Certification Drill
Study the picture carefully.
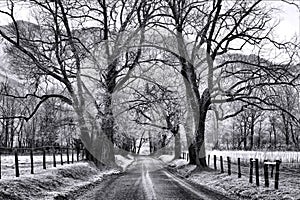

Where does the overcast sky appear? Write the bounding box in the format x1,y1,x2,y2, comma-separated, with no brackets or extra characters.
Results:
0,1,299,37
270,1,300,40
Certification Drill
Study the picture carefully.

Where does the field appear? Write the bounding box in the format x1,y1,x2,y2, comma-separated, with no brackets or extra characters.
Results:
0,153,82,179
207,150,300,164
204,150,300,198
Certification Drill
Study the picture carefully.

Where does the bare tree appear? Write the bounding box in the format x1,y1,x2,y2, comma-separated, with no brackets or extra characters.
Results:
149,0,300,166
0,0,154,166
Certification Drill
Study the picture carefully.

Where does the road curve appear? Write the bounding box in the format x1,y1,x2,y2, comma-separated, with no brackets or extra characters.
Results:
75,156,231,200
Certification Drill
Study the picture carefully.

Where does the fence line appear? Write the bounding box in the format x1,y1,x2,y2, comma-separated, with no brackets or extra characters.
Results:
0,146,85,178
208,150,300,164
207,154,285,189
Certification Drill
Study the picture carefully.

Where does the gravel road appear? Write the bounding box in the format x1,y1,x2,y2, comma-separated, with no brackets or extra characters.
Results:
75,156,232,200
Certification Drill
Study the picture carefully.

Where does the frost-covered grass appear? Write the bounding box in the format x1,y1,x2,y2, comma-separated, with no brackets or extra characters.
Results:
0,162,119,200
158,155,174,163
158,154,197,177
115,154,135,171
158,151,300,199
187,170,300,200
168,159,189,168
0,154,134,199
0,154,81,178
158,154,188,167
204,150,300,199
166,152,300,200
208,150,300,164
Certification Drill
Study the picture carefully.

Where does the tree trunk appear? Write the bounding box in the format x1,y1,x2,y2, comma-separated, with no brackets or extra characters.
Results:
243,122,247,150
281,113,289,147
4,119,9,147
174,130,181,159
10,119,15,148
132,138,136,153
273,125,277,148
269,130,272,148
257,120,262,149
249,116,255,150
149,131,153,154
161,134,167,148
289,122,298,149
99,93,116,165
183,102,194,154
137,132,145,154
189,89,210,167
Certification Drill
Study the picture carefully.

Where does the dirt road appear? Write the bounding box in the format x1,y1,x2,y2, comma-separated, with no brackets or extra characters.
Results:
75,156,232,200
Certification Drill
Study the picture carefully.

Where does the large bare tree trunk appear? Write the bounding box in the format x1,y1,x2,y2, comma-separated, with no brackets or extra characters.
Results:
196,89,211,167
187,89,210,167
101,93,116,165
174,129,181,159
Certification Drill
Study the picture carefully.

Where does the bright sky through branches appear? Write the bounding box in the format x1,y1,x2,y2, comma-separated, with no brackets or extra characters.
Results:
0,0,299,60
0,1,298,40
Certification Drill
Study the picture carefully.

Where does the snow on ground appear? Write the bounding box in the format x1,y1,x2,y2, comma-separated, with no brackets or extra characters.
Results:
158,155,197,177
0,154,134,200
208,150,300,163
168,159,189,168
0,161,119,200
0,154,80,179
162,154,300,199
158,155,174,163
115,154,135,171
158,154,188,168
187,170,300,200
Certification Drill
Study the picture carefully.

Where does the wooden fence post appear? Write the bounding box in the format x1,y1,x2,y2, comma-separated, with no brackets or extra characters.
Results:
72,148,74,164
255,158,259,186
15,149,19,177
30,149,34,174
214,155,217,170
249,158,253,183
264,160,269,187
53,148,56,167
43,148,46,169
275,160,280,189
60,148,63,165
67,148,70,164
220,156,224,173
77,148,79,161
227,156,231,175
238,158,241,178
208,155,210,167
270,165,274,178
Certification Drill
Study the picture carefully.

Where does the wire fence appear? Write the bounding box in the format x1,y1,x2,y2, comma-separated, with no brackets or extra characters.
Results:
0,146,85,179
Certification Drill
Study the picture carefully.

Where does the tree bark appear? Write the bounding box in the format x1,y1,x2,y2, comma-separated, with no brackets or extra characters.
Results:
249,114,255,150
137,132,145,154
149,131,153,154
187,89,211,167
174,129,181,159
281,113,290,147
100,93,116,165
